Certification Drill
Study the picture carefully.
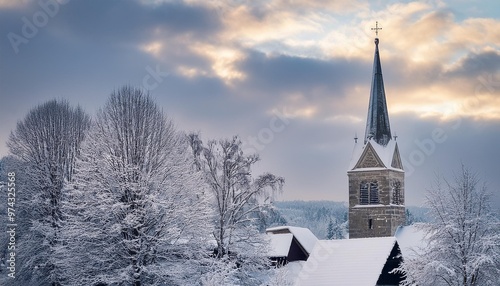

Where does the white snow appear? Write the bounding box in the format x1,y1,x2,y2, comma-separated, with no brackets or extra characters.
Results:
395,225,428,259
352,204,385,208
267,261,306,285
266,226,318,255
348,139,403,172
268,233,293,257
295,237,397,286
285,261,306,282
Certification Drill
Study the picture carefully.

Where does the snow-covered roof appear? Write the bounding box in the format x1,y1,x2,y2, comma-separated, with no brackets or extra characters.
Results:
395,225,428,259
266,226,318,254
348,139,403,172
295,237,397,286
268,233,293,257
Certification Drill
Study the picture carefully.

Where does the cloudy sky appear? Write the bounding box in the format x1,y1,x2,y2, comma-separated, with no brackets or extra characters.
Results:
1,0,499,207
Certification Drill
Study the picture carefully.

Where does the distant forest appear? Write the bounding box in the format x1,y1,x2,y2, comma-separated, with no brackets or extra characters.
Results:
266,201,430,239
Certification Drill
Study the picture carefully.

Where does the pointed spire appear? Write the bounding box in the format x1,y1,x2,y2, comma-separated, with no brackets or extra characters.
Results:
364,37,392,146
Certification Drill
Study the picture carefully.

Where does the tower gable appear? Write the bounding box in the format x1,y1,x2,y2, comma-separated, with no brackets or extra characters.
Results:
390,143,403,170
354,142,386,169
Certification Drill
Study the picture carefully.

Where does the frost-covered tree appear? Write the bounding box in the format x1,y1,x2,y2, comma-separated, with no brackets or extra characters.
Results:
399,166,500,286
274,201,348,239
189,134,284,284
326,217,345,240
5,99,90,285
405,209,415,226
58,86,213,285
256,204,288,232
266,265,295,286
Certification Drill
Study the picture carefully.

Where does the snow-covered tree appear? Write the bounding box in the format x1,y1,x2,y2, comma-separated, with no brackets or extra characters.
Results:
405,209,415,225
266,265,295,286
5,99,90,285
398,165,500,286
189,134,284,284
274,201,348,239
256,204,287,232
58,86,213,285
326,217,345,240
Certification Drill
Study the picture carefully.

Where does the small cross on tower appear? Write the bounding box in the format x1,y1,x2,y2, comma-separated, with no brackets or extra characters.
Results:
371,21,382,37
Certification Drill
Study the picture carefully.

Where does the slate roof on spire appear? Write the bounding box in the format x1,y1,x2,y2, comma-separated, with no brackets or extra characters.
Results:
364,37,392,146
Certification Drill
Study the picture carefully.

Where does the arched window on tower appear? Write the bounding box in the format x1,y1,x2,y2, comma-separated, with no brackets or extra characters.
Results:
360,182,369,204
359,181,379,205
369,182,379,204
391,180,402,205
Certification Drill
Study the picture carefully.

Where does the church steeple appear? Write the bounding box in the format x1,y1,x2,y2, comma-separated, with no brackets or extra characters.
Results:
364,37,392,146
347,25,405,239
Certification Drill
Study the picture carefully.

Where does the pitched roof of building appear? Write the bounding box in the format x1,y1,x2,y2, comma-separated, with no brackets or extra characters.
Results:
364,38,392,147
268,233,294,257
266,226,318,255
395,224,429,259
296,236,398,286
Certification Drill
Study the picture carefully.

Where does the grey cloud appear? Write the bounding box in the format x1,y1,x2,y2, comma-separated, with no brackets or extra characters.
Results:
445,50,500,78
0,0,222,55
239,50,369,96
391,115,500,208
0,0,499,210
53,0,221,42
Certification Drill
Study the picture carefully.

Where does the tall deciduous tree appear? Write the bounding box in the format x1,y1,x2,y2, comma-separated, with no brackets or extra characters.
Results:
189,134,284,284
6,99,90,285
399,166,500,286
59,86,212,285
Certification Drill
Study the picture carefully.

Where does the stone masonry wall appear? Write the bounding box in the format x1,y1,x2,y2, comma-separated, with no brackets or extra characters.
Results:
348,169,405,238
349,205,405,238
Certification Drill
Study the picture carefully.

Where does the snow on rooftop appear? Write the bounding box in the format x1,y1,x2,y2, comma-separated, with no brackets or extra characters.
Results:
268,233,293,257
348,139,402,172
295,237,397,286
395,224,428,259
266,226,318,254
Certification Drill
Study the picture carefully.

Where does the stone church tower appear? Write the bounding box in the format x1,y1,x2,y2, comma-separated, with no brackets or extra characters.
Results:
347,36,405,239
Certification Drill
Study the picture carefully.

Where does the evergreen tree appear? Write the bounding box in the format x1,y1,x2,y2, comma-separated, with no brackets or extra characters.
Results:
327,218,335,239
326,217,345,240
405,209,415,225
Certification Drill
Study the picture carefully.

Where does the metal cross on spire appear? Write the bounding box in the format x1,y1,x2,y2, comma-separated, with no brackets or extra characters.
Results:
371,21,382,37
